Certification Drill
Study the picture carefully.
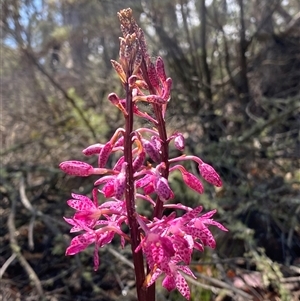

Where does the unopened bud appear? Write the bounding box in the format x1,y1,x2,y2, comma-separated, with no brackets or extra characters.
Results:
181,169,204,194
199,163,222,187
162,77,172,100
174,133,184,151
155,176,173,202
156,57,167,82
59,161,94,177
142,139,161,162
108,93,120,105
148,62,160,90
82,144,104,156
114,163,127,199
133,150,146,172
100,179,115,197
98,142,114,168
111,60,126,83
145,95,167,104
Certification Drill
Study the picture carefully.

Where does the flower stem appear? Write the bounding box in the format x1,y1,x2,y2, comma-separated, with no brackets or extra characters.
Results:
124,81,148,301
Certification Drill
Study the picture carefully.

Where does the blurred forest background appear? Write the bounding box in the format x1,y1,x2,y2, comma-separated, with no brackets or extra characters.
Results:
1,0,300,300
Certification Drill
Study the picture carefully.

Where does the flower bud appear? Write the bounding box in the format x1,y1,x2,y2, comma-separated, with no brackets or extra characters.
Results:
111,60,126,83
133,49,143,74
135,174,153,188
181,169,204,194
113,156,125,171
82,144,103,156
59,161,94,177
98,142,114,168
108,93,120,105
147,62,160,91
156,56,167,82
174,133,184,151
114,163,127,199
133,150,146,172
151,136,161,151
162,77,172,100
199,163,222,187
142,139,161,162
114,136,124,147
145,95,167,104
155,176,173,202
101,180,115,198
144,183,155,195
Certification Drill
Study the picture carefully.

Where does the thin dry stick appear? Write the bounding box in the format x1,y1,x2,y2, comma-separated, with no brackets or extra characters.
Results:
194,272,254,300
8,190,44,299
19,177,67,239
106,246,135,269
0,253,17,279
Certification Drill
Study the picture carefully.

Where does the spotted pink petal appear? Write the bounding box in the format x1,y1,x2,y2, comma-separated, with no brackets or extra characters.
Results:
162,274,176,292
151,136,161,150
147,268,163,287
66,232,96,255
178,265,196,279
145,95,167,105
67,197,95,211
172,235,193,264
196,216,228,232
181,206,203,222
64,217,83,232
183,226,216,248
174,271,191,300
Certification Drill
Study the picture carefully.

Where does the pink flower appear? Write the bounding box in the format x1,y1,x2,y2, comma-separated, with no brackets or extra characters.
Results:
135,214,195,299
170,206,228,250
161,261,196,300
64,190,129,271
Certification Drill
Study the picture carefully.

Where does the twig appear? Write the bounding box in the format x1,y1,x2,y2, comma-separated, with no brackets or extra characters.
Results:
19,176,68,240
185,274,222,294
0,253,17,279
193,272,254,300
238,96,300,143
8,191,45,299
106,246,135,269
